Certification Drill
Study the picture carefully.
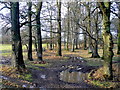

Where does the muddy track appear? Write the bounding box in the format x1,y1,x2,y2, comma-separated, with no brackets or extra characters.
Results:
30,56,99,88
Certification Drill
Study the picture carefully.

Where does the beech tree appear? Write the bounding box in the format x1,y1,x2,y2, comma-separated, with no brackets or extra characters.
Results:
28,2,33,61
11,2,26,70
57,0,62,56
117,3,120,54
99,2,114,80
36,2,43,61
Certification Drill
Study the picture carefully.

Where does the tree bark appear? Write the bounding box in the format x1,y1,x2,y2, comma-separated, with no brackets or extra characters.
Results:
57,0,62,56
117,6,120,54
83,32,87,50
87,4,92,53
36,2,43,61
75,33,79,49
91,9,100,58
99,2,114,80
11,2,25,70
28,2,33,61
91,41,100,58
66,2,70,51
50,14,53,50
117,20,120,54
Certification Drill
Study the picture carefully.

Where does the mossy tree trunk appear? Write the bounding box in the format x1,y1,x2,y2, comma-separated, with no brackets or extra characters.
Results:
11,2,26,70
57,0,62,56
28,2,33,61
117,8,120,54
36,2,43,61
99,2,114,80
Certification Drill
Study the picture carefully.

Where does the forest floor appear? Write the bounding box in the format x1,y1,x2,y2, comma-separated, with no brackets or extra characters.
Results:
0,47,120,89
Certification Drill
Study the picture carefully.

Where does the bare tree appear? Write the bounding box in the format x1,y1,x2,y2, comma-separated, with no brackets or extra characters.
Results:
98,2,114,80
11,2,26,71
36,2,43,61
57,0,62,56
28,2,33,61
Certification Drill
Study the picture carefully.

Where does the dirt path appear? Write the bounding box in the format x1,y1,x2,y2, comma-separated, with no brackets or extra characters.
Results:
1,55,100,88
30,56,99,88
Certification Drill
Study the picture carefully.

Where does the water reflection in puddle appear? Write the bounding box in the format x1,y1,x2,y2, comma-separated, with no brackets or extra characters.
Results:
60,70,87,83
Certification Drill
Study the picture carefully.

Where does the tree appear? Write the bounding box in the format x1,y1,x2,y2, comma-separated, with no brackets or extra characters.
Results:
99,2,114,80
36,2,43,61
86,3,92,53
66,2,70,50
57,0,62,56
28,2,33,61
117,3,120,54
91,6,100,58
11,2,26,71
117,17,120,54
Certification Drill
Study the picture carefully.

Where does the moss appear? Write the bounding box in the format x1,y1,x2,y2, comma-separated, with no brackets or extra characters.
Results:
26,65,42,70
23,74,32,82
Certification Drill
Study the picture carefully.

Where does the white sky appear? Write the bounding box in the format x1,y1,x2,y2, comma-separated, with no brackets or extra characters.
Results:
0,1,118,38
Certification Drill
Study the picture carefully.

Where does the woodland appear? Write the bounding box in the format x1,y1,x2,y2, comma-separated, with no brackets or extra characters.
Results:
0,0,120,89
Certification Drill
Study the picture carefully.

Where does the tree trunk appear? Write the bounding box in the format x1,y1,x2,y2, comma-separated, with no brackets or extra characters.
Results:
50,15,53,50
91,41,100,58
71,24,75,52
117,18,120,54
57,0,62,56
75,33,79,49
84,32,87,50
28,2,33,61
11,2,25,70
71,38,75,52
99,2,114,80
87,4,92,53
91,9,100,58
33,36,37,52
66,2,70,51
36,2,43,61
64,32,66,50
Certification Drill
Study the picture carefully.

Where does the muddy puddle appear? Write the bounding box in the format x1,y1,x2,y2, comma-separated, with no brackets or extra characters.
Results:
60,69,87,83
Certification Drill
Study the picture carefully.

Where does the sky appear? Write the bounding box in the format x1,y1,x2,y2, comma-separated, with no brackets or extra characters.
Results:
0,1,119,39
0,1,68,37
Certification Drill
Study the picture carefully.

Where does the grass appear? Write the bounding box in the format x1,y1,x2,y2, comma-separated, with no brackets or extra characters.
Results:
26,65,42,70
0,44,12,51
87,63,120,88
26,61,50,67
23,74,33,82
0,44,47,57
87,80,116,88
86,60,103,66
0,65,32,80
0,44,47,50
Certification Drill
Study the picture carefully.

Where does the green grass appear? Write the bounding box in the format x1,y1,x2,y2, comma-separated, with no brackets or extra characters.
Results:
0,44,12,51
86,60,103,66
26,65,42,70
26,61,50,67
0,44,47,57
88,80,116,88
23,73,33,82
0,44,47,51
